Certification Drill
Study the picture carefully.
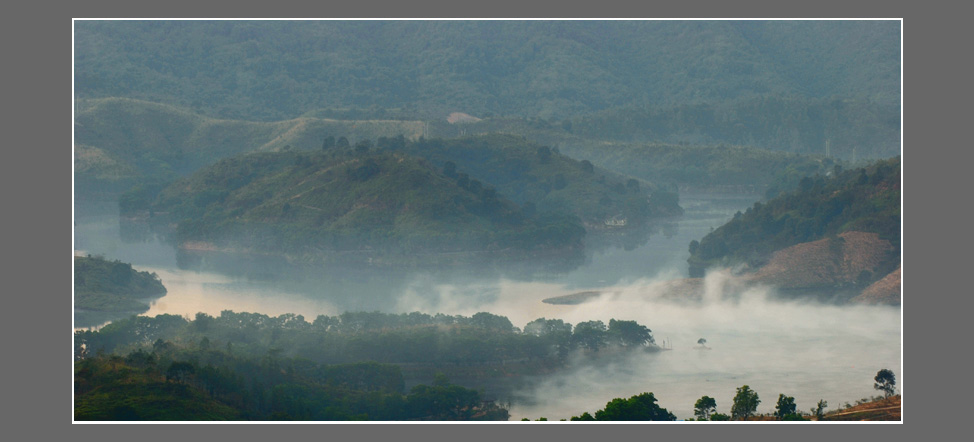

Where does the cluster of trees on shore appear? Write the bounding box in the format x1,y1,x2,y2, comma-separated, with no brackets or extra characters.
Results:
76,311,658,368
75,310,663,421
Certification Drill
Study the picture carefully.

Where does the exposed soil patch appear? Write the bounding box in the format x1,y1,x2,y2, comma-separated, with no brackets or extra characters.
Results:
851,266,901,306
746,231,894,290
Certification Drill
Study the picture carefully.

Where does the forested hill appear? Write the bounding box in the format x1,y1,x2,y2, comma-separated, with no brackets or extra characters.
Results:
391,134,682,226
687,157,900,276
147,150,586,264
75,21,899,122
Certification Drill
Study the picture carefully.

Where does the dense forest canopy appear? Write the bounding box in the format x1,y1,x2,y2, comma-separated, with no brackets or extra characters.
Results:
74,20,900,161
75,21,899,121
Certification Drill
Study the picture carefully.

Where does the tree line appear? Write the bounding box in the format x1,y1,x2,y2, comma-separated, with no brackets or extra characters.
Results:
76,311,660,368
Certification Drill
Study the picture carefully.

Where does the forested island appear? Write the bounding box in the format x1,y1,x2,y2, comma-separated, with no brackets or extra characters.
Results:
137,149,593,267
75,255,166,314
114,132,685,269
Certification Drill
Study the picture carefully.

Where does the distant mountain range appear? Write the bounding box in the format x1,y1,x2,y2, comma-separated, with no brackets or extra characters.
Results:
75,21,900,121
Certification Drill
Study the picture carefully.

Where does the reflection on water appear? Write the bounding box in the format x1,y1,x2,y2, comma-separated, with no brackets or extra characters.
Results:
75,193,757,326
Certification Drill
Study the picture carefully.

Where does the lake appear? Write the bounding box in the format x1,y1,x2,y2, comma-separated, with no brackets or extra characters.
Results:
72,192,901,420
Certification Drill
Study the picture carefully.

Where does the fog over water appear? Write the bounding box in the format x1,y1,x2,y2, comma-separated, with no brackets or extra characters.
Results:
73,193,901,420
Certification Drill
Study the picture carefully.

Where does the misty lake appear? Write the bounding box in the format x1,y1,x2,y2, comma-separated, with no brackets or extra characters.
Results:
73,193,901,420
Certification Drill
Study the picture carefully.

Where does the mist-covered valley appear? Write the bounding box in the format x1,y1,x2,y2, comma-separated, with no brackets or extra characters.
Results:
73,20,901,422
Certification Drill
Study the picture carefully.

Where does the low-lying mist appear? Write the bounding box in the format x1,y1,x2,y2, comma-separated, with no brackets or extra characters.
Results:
76,197,899,420
392,269,901,420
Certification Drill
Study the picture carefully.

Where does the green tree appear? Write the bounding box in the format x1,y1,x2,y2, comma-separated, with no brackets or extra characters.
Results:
322,136,335,150
773,393,797,420
593,393,676,421
354,139,373,154
572,320,608,352
580,160,594,174
607,319,654,347
731,385,760,420
165,361,195,383
442,161,457,178
874,369,896,398
694,396,717,420
811,399,828,420
570,412,595,421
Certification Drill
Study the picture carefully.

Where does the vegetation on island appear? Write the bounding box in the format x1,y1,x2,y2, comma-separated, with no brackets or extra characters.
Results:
390,134,682,225
74,255,166,313
143,149,586,264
